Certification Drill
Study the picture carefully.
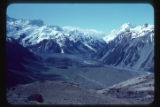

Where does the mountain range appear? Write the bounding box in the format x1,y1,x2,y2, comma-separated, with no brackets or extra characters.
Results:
98,23,154,72
7,16,154,73
7,16,106,57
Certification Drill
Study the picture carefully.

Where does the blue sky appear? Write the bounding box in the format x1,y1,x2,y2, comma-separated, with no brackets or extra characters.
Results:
7,3,154,34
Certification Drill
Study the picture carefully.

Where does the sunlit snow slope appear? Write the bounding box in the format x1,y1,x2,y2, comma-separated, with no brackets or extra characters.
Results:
7,16,106,56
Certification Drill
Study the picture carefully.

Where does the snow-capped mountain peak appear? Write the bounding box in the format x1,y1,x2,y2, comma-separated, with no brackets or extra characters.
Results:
120,22,132,30
103,23,132,43
98,23,154,72
103,23,154,43
62,26,106,40
7,16,106,55
130,24,154,39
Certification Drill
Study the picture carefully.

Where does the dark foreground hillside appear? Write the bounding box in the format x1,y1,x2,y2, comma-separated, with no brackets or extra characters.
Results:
7,74,154,105
6,81,131,104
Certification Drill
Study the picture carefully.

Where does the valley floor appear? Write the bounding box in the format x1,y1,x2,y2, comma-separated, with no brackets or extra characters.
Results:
6,64,154,105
